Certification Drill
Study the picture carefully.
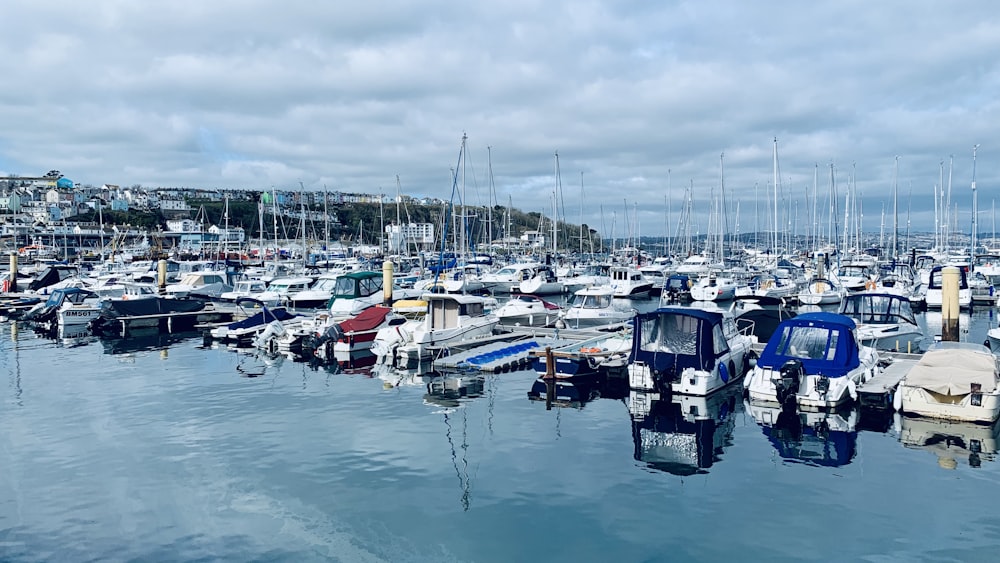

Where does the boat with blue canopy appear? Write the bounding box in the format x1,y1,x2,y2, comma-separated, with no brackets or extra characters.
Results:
744,312,881,410
627,306,754,396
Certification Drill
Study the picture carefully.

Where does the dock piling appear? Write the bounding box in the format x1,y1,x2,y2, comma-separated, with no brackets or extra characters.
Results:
8,253,17,293
157,259,168,295
941,266,960,342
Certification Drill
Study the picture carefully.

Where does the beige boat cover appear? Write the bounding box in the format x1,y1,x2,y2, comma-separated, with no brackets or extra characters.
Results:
906,348,999,395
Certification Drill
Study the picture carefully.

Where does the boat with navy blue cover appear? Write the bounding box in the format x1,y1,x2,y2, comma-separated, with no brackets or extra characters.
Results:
627,306,754,396
744,312,881,410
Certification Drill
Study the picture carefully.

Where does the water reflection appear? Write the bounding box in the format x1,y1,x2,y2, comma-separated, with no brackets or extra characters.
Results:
746,401,858,467
896,415,1000,469
100,328,202,355
627,385,741,476
527,374,604,409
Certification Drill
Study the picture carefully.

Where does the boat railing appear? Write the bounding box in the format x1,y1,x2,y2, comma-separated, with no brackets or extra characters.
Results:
736,318,756,338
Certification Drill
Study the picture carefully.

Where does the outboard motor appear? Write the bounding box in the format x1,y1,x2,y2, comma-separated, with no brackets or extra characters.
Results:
775,358,805,408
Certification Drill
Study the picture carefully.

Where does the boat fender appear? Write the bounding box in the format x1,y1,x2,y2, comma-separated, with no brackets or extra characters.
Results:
893,387,903,412
847,379,858,402
719,362,729,383
580,347,601,354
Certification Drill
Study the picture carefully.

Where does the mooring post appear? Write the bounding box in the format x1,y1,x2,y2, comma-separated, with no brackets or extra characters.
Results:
8,253,17,293
544,346,555,410
157,259,168,295
383,260,394,305
941,266,960,342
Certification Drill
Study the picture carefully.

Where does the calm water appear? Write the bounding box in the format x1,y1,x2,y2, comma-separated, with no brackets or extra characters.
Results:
2,302,1000,562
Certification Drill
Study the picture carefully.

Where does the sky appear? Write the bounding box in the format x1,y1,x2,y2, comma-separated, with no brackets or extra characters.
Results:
2,1,1000,238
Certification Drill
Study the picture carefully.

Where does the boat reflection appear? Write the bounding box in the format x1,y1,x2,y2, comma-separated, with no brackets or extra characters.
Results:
627,385,741,476
527,374,604,409
746,400,858,467
100,328,202,355
423,373,486,408
896,415,1000,469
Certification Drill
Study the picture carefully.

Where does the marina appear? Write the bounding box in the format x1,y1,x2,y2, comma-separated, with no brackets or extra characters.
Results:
4,272,1000,560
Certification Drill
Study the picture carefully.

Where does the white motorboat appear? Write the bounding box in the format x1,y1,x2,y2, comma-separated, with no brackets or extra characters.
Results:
559,285,633,329
371,293,498,367
923,265,972,310
837,263,877,293
496,294,561,327
220,278,269,302
689,275,739,302
164,271,231,299
797,277,846,305
894,342,1000,423
744,312,881,410
286,271,341,309
326,271,422,321
517,265,565,295
628,306,754,396
839,292,927,353
479,262,541,294
253,276,315,308
609,266,654,298
746,273,798,300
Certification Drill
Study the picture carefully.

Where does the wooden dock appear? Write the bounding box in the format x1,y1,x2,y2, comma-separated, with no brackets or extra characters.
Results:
858,355,919,410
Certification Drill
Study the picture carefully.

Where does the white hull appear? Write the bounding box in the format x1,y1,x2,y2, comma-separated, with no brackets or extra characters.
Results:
897,385,1000,423
745,352,878,410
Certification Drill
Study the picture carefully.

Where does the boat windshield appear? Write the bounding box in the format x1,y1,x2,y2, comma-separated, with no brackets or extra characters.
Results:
574,293,612,309
774,325,839,361
639,313,700,355
840,295,916,325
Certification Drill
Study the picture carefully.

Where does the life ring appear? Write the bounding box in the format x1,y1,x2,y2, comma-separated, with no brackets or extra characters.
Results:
865,280,877,290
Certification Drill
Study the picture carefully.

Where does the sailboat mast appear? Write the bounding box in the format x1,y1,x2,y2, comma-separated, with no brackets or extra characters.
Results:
579,171,584,255
972,144,980,264
772,138,779,259
892,156,899,259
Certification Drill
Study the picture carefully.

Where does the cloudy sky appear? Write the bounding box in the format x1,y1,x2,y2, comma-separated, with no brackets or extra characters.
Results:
2,1,999,238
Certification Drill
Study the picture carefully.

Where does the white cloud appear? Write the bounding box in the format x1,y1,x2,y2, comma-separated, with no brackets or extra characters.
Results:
1,0,999,233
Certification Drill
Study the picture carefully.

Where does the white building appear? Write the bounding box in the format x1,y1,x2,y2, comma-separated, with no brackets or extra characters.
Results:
385,222,435,252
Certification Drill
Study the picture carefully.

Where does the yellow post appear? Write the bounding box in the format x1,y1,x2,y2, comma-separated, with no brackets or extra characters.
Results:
382,260,394,305
158,259,168,295
941,266,960,342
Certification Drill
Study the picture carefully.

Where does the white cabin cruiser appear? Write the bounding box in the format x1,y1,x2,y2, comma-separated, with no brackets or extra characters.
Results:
797,276,846,305
496,294,561,327
609,266,654,298
478,262,541,294
894,342,1000,423
371,293,498,367
559,285,633,329
689,275,739,302
923,265,972,310
839,292,926,353
628,307,754,396
744,312,881,410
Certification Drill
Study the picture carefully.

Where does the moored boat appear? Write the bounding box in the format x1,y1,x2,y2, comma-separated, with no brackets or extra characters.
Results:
744,312,881,410
627,306,754,396
894,342,1000,423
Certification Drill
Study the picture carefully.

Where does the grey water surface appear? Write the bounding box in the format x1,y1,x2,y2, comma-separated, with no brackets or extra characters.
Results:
2,304,1000,562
